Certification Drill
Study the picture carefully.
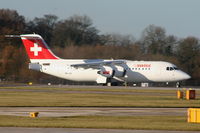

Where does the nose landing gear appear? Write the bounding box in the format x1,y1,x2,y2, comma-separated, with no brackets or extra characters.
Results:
176,82,180,88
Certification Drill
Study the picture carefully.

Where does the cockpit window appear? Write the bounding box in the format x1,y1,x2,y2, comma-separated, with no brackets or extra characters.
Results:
174,67,179,70
166,67,170,70
166,66,179,71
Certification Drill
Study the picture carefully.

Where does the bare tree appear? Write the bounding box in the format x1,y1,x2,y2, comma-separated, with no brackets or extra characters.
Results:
51,15,101,47
104,33,135,46
26,14,58,45
177,37,200,78
141,25,166,54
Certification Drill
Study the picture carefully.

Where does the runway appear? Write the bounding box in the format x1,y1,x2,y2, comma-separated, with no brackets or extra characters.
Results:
1,127,200,133
0,107,186,117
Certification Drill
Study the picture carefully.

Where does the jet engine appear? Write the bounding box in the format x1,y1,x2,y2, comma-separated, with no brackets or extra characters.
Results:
113,65,126,77
97,65,127,78
97,66,115,78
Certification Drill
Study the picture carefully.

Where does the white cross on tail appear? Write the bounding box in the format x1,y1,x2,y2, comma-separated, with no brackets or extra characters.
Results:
30,43,42,56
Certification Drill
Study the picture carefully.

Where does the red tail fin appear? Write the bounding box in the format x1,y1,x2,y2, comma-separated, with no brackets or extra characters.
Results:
20,34,59,60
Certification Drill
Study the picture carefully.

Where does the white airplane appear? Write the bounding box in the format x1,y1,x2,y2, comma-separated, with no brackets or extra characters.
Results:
6,34,191,85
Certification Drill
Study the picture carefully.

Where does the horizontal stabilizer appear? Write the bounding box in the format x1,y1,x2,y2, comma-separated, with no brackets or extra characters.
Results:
5,35,21,38
6,34,59,60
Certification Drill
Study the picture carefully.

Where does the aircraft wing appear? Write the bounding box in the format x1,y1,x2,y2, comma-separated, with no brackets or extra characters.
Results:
5,34,41,39
71,60,125,69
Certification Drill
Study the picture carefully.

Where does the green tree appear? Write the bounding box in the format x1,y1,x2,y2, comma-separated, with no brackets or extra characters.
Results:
177,37,200,77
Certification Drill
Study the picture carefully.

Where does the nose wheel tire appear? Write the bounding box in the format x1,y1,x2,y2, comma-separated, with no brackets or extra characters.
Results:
176,82,181,88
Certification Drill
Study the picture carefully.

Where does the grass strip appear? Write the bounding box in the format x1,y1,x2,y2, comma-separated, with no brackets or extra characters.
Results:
0,88,199,107
0,86,177,93
0,115,199,131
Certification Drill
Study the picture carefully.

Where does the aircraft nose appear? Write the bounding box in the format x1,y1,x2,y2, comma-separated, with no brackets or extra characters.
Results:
174,71,191,81
180,72,191,80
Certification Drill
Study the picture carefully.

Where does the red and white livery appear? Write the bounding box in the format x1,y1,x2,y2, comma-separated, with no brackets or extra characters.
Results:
7,34,191,85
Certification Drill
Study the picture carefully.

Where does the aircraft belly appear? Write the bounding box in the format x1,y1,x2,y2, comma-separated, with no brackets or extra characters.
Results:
126,71,151,82
65,69,98,81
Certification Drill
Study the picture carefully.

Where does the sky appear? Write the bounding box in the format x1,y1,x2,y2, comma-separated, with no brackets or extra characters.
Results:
0,0,200,39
